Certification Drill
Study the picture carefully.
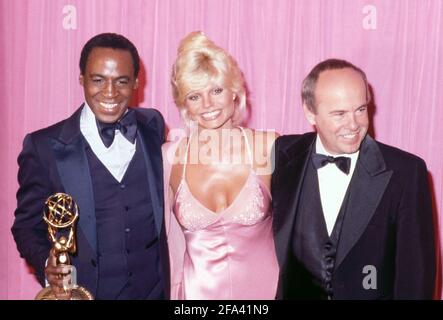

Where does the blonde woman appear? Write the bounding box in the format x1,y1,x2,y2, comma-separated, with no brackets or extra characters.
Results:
162,31,279,299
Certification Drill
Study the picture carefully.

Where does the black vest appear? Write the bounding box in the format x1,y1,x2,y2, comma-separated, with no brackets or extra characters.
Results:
86,142,164,299
291,155,350,299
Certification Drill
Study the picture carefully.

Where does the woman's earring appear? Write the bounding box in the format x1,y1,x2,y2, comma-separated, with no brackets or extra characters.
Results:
232,94,236,101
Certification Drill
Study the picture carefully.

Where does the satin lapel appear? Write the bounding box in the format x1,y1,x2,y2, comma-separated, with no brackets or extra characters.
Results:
335,136,393,268
273,135,315,267
51,108,97,256
137,118,164,236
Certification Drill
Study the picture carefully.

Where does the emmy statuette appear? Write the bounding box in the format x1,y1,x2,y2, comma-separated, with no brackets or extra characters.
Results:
35,193,93,300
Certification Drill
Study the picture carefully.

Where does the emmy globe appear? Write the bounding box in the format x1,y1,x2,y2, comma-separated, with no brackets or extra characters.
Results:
35,193,93,300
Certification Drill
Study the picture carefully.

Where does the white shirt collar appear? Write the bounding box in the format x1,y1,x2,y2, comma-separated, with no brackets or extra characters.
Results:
79,102,136,182
315,135,360,163
80,102,101,137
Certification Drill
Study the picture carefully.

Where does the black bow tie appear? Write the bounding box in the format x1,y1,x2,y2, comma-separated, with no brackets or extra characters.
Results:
96,109,137,147
312,153,351,175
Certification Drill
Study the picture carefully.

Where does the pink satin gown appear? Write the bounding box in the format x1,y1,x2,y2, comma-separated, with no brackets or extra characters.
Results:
172,128,279,299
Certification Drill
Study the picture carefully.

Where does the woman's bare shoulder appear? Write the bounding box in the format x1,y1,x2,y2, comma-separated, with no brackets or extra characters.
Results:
242,128,279,176
163,137,188,165
244,128,280,147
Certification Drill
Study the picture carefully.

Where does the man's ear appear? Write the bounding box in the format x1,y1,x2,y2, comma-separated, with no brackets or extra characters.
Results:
303,103,316,126
133,78,139,90
79,75,84,86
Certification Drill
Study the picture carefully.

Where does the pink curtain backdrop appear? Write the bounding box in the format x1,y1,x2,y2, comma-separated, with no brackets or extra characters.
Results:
1,0,442,299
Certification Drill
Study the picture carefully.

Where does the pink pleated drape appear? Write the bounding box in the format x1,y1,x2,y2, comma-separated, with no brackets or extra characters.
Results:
1,0,442,299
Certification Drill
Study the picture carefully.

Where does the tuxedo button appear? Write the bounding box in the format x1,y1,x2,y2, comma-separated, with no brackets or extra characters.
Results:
125,206,130,211
120,184,126,189
126,249,130,254
125,228,130,233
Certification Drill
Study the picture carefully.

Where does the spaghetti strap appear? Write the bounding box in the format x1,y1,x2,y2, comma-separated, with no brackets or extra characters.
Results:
238,127,253,166
181,135,192,180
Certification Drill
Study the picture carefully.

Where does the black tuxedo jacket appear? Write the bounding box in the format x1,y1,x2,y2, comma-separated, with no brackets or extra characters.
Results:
11,105,170,298
272,133,436,299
